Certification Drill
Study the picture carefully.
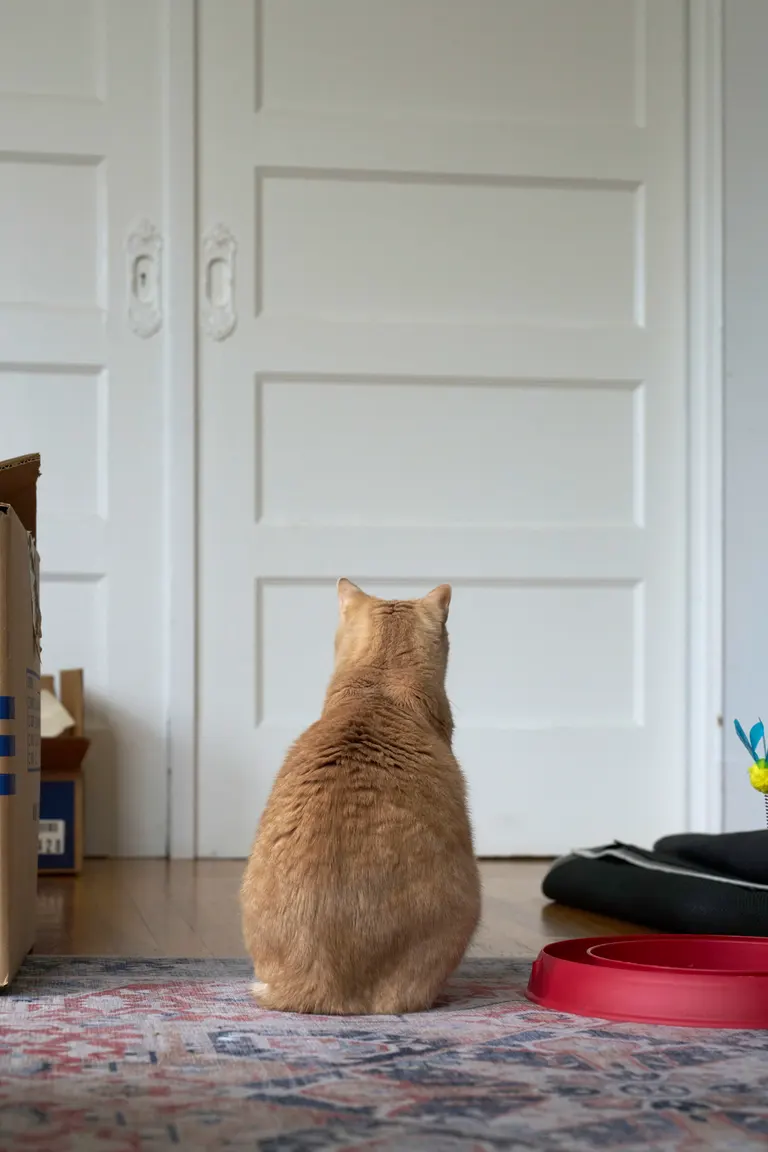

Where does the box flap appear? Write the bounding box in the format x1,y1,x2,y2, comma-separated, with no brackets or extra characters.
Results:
59,670,85,738
0,455,40,538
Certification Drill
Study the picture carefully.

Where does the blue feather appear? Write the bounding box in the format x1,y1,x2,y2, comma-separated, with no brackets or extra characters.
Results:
734,719,759,761
751,721,765,759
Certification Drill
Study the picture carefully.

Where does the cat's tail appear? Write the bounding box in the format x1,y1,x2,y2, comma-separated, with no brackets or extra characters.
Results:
250,977,437,1016
250,978,368,1015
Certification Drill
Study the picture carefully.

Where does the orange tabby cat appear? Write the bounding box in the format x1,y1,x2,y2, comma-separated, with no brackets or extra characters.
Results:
240,579,481,1015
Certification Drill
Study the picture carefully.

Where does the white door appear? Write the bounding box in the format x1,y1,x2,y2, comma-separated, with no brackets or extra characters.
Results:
0,0,168,855
198,0,687,856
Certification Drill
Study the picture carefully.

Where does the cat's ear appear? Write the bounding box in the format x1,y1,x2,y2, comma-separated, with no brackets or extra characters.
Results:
337,578,364,613
422,584,452,621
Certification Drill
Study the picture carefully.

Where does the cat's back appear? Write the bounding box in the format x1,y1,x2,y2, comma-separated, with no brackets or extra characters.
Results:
241,582,481,1015
258,689,472,859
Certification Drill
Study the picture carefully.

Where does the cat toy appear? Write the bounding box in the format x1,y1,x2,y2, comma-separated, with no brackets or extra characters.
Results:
733,718,768,825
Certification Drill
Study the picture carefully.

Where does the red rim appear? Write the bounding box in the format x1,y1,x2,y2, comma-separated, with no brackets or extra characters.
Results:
525,935,768,1029
586,935,768,976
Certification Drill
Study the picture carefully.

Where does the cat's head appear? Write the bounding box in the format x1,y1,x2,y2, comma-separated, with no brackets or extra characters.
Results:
333,579,452,682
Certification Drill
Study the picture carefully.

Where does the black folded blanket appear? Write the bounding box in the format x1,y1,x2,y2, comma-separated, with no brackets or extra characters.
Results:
542,831,768,936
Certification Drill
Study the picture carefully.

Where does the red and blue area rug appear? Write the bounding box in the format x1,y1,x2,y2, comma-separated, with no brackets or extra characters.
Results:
0,957,766,1150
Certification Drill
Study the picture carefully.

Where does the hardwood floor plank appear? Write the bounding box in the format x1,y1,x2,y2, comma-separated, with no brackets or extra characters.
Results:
35,859,643,959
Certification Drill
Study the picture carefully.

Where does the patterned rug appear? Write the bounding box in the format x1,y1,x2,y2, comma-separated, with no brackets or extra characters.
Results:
0,957,766,1151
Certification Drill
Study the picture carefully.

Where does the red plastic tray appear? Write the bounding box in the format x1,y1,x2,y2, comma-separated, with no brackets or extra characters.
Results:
525,935,768,1029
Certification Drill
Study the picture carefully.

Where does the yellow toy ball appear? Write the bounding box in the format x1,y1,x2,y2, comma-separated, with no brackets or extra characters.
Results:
749,760,768,795
734,719,768,817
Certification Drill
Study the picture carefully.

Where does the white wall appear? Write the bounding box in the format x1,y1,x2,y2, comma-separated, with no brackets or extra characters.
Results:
723,0,768,830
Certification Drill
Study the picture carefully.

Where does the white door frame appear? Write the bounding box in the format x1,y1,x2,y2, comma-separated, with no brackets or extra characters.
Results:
687,0,724,836
163,0,198,858
162,0,725,858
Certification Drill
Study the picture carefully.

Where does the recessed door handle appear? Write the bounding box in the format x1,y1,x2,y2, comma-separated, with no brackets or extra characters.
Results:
201,224,237,341
127,219,163,338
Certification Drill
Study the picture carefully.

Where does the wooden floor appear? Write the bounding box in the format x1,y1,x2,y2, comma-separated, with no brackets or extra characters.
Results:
36,859,644,958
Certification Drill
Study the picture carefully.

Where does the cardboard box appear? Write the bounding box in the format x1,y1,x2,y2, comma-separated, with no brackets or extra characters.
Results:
38,773,84,875
39,670,88,875
0,454,42,988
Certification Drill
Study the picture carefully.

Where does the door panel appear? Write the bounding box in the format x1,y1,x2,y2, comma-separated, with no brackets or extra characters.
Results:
0,0,168,855
198,0,686,856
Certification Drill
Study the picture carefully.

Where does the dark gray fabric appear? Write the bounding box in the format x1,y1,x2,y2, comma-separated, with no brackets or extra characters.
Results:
542,833,768,936
654,830,768,885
